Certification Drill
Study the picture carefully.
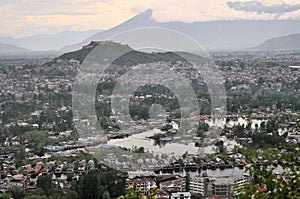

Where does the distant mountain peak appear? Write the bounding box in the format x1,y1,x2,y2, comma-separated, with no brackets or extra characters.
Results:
120,9,154,27
143,9,153,17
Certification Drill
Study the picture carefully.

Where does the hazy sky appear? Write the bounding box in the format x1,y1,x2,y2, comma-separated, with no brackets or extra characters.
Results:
1,0,300,37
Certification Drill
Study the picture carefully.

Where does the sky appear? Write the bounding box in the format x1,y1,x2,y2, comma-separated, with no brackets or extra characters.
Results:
1,0,300,37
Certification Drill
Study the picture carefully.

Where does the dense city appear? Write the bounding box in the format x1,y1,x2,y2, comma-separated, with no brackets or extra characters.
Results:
0,40,299,199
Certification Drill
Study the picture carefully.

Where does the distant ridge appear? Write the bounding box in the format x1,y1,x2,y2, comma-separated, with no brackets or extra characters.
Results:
0,43,32,56
0,30,101,51
252,33,300,51
0,43,61,57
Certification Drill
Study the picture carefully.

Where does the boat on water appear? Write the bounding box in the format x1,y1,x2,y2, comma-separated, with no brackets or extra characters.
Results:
210,161,216,170
159,137,173,142
173,163,181,172
190,163,198,171
219,161,226,170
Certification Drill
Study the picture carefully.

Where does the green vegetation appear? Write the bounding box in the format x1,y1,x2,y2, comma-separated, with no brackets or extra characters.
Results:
117,184,158,199
238,147,300,199
70,169,127,199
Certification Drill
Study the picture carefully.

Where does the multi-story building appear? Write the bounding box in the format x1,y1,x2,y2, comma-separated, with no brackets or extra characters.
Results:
190,175,250,198
126,177,156,195
190,176,213,197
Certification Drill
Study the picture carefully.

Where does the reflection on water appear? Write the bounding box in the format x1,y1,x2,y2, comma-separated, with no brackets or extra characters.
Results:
108,128,200,156
107,117,270,157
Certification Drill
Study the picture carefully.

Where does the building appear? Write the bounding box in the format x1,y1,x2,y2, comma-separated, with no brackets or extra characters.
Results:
190,175,250,198
8,174,25,187
190,176,213,197
160,176,186,193
126,177,156,195
171,192,191,199
232,176,251,197
213,180,231,197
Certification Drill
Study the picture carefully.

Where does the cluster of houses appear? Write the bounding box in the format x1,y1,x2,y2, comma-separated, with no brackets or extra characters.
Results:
214,51,300,92
0,154,97,193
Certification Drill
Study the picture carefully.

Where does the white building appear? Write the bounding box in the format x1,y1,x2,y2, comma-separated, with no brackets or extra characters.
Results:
126,177,156,195
171,192,191,199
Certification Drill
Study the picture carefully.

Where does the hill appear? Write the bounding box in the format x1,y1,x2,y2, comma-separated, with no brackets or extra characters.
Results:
252,33,300,51
48,40,192,66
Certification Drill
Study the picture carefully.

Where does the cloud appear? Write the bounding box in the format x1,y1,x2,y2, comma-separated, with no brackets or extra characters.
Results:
0,0,140,37
227,0,300,16
1,0,300,37
131,0,286,22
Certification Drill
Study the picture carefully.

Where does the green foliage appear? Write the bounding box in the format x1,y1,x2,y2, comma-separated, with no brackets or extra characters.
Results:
238,147,300,199
196,122,209,137
48,188,64,199
66,190,79,199
24,195,47,199
252,133,285,148
0,193,11,199
14,145,26,168
132,146,145,153
118,184,142,199
118,184,158,199
102,191,111,199
185,173,190,191
9,186,25,199
71,169,126,199
36,175,52,196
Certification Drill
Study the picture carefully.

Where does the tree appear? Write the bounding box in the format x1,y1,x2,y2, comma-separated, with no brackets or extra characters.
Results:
49,188,64,199
9,186,25,199
117,184,158,199
24,195,47,199
238,147,300,199
66,191,79,199
185,173,190,191
15,145,26,168
72,169,126,199
102,191,111,199
117,184,142,199
36,175,52,196
0,193,11,199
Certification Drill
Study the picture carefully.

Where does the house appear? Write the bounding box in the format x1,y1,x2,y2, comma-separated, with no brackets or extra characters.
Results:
8,174,25,187
11,136,20,146
157,189,170,199
160,176,186,193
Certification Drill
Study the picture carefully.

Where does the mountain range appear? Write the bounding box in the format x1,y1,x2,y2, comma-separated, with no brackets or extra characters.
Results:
62,10,300,52
1,9,300,56
0,43,62,57
0,30,101,51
